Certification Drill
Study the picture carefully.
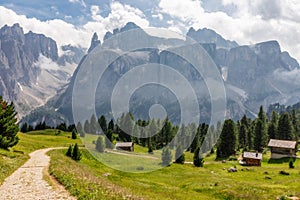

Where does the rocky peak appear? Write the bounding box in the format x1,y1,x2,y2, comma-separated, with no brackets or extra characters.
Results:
254,40,281,58
24,31,58,61
0,23,25,45
103,22,141,41
187,27,238,49
88,32,101,53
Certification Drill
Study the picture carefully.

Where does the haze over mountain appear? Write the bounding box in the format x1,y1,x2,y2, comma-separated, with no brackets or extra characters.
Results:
18,22,300,126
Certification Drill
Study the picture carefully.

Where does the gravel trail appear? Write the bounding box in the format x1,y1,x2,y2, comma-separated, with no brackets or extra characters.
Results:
0,148,75,200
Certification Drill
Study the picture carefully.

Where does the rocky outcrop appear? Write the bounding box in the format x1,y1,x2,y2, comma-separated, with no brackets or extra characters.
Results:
187,27,238,49
0,24,81,118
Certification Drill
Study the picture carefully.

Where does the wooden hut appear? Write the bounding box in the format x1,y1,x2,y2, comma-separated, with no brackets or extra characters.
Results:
267,139,297,159
115,142,134,152
240,151,262,166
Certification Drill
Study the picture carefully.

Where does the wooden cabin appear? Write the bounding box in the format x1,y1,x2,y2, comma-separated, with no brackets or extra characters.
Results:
267,139,297,159
240,151,262,166
115,142,134,152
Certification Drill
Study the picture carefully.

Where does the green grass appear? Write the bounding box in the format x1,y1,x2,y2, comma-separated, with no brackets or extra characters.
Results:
2,131,300,199
0,129,81,184
49,147,300,200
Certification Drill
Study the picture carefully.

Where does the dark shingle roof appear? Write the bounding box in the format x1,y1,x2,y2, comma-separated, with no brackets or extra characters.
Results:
267,139,297,149
243,151,262,160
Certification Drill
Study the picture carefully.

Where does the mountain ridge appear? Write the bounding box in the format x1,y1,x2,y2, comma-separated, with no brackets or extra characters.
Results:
21,22,300,126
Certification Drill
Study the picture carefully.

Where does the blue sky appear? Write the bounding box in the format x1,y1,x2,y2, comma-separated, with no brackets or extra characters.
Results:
0,0,300,62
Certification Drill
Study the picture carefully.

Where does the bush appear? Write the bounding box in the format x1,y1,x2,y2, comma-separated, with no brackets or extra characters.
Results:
96,136,105,153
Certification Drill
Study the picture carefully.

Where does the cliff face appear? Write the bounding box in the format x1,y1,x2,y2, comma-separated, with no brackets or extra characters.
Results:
15,22,300,125
0,24,83,118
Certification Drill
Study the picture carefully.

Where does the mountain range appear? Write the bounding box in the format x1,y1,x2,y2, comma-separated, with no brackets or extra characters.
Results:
0,23,85,119
0,23,299,126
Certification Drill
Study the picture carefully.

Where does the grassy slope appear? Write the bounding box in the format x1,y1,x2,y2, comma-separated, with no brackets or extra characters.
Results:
49,145,300,200
1,131,300,199
0,129,81,184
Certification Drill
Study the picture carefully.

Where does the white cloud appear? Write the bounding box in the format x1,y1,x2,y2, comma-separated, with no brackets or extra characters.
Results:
90,5,100,18
0,2,149,55
68,0,86,8
84,1,149,40
157,0,300,62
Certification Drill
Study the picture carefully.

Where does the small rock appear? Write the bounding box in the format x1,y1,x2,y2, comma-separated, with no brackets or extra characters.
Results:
228,167,237,172
103,173,111,177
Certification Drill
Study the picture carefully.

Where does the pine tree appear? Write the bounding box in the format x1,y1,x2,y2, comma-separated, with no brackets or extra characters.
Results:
77,122,85,137
253,106,268,151
96,136,105,153
108,119,115,131
254,120,265,151
90,114,99,134
291,109,299,136
175,144,185,164
161,146,172,166
66,145,72,157
84,120,90,133
105,129,114,149
277,112,295,140
98,115,107,134
193,146,204,167
268,111,278,139
71,128,77,139
20,123,28,133
190,125,201,153
216,119,237,158
0,96,19,149
72,143,81,161
119,113,133,142
238,115,250,149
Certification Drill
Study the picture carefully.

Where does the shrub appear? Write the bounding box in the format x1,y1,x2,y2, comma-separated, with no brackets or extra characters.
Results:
96,136,105,153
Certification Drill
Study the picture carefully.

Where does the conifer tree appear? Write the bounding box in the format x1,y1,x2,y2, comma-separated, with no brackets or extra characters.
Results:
277,112,294,140
268,111,278,139
98,115,107,134
66,145,72,157
216,119,237,158
84,119,90,133
0,96,19,149
77,122,85,137
20,123,28,133
90,114,99,134
194,146,204,167
175,144,185,164
108,119,115,131
72,143,81,161
72,128,77,139
161,146,172,166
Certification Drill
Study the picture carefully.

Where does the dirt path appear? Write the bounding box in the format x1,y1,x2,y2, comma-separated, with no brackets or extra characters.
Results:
0,148,75,200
